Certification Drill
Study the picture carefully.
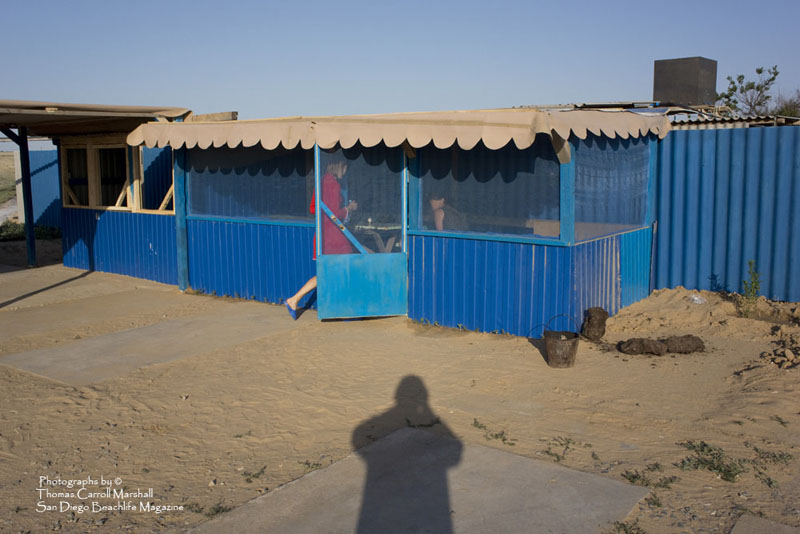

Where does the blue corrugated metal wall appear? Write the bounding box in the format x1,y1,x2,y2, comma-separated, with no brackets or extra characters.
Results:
619,227,653,308
62,209,177,285
186,219,316,307
571,236,621,318
408,235,574,337
409,228,653,337
655,126,800,301
28,150,62,228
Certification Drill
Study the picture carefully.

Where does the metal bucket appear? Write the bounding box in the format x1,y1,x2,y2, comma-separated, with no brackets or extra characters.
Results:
543,330,579,368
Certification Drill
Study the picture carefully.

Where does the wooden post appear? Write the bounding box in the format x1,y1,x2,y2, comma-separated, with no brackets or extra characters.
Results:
6,126,38,266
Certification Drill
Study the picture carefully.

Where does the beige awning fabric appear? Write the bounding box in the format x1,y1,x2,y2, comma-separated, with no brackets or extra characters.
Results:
126,108,670,163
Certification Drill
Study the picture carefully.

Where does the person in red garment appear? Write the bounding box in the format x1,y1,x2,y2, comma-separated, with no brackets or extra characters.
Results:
285,160,357,319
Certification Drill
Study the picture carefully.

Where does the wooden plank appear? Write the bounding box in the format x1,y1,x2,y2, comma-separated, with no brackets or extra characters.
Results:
158,184,174,211
187,111,238,122
115,178,129,207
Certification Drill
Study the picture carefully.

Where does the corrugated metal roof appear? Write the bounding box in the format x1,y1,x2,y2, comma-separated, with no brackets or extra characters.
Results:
0,99,190,137
669,113,800,130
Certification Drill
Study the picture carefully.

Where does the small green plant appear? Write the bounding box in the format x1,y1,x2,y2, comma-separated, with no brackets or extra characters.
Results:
234,430,252,438
485,429,517,446
242,465,266,483
472,419,487,430
770,415,788,427
644,493,662,508
299,460,322,473
607,519,648,534
676,441,747,482
542,436,575,462
205,502,232,517
185,502,204,514
472,419,517,446
739,260,761,317
0,221,61,241
621,469,677,489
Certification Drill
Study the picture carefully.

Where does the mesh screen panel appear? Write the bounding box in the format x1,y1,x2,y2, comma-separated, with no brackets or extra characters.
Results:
187,146,313,221
65,148,89,206
98,148,127,206
574,134,650,242
412,136,560,238
318,144,403,255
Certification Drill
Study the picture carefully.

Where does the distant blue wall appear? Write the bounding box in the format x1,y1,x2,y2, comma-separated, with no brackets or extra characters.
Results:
28,150,62,228
62,209,177,285
655,126,800,301
187,218,316,307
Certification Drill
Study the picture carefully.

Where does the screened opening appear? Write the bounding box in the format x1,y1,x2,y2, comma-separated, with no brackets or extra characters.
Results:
318,143,404,255
574,134,650,241
98,147,128,206
187,146,313,221
411,136,560,239
65,148,89,206
142,147,174,211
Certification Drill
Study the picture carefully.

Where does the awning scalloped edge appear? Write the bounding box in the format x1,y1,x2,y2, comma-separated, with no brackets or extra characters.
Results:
127,109,671,164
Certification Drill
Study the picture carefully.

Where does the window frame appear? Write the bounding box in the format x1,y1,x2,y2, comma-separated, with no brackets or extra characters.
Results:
59,135,174,214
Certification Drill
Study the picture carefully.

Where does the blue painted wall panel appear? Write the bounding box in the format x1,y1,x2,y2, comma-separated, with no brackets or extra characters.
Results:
655,126,800,301
61,209,177,285
408,235,576,337
317,253,407,318
186,219,316,307
26,150,62,228
620,228,653,308
571,236,621,319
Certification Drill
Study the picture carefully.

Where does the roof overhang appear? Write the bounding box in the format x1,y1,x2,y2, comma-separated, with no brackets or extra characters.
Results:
127,108,671,164
0,100,190,137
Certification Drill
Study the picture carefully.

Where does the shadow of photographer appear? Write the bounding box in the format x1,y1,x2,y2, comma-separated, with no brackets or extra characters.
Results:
352,375,462,534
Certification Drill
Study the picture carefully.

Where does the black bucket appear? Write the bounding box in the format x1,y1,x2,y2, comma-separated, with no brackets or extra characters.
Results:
543,330,579,368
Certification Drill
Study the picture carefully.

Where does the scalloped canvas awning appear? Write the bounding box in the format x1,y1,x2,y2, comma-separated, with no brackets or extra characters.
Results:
126,108,670,163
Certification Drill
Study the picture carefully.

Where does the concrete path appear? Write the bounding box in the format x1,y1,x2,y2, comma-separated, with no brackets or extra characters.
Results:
0,303,295,385
731,515,800,534
189,427,648,534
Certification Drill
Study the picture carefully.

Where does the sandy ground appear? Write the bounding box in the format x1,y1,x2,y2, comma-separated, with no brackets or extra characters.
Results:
0,253,799,533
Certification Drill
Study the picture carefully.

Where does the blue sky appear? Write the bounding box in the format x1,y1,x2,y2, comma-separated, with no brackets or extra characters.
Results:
3,0,800,120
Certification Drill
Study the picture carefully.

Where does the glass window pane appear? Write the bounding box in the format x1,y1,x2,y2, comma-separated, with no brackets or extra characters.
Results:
98,148,127,206
574,135,650,241
187,146,313,221
318,143,403,255
65,148,89,206
412,136,560,239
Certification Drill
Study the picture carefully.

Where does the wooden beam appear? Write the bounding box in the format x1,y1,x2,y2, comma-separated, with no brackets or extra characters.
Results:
16,126,37,266
63,182,80,206
115,178,129,207
158,184,174,211
187,111,238,122
1,126,21,145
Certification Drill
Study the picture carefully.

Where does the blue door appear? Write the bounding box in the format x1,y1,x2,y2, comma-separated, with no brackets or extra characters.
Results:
315,144,408,319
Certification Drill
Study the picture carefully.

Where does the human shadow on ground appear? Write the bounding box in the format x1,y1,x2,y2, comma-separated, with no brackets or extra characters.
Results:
351,375,463,534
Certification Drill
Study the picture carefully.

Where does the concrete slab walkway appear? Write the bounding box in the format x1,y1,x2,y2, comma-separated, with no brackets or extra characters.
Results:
189,428,648,534
0,303,296,385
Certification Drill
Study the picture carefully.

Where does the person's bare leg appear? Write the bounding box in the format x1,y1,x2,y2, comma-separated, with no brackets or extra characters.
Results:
286,276,317,310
